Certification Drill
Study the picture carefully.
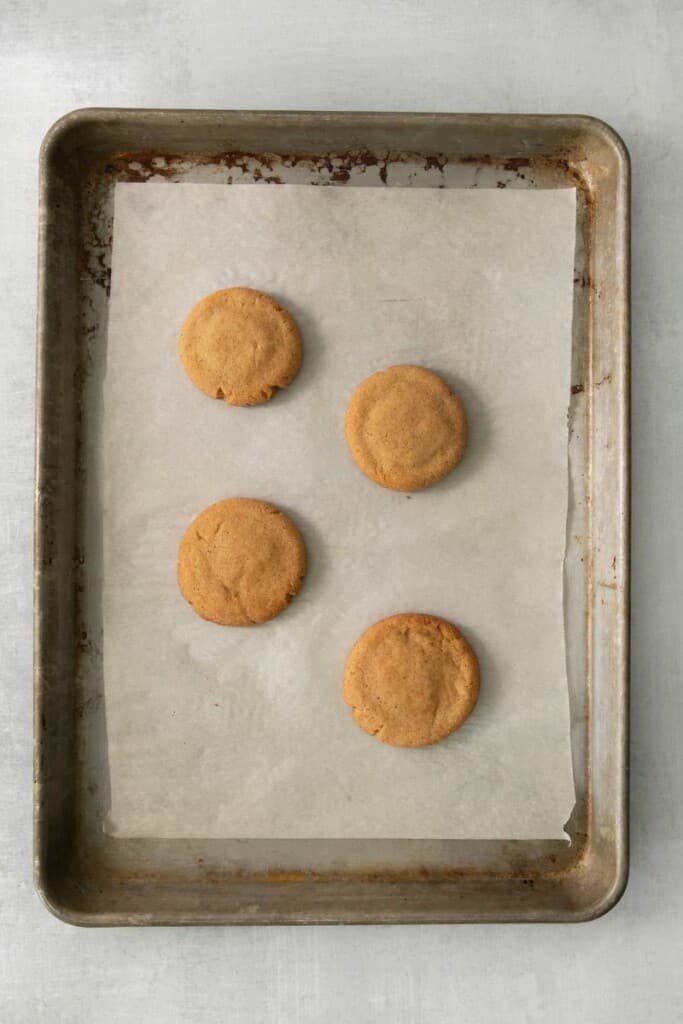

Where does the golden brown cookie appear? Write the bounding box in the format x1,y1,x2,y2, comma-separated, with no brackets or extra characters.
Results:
343,613,479,747
344,365,467,491
178,498,307,625
179,287,303,406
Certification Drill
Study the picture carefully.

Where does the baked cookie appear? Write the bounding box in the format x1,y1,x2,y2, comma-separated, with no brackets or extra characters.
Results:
179,287,303,406
178,498,307,625
343,613,479,747
344,365,467,491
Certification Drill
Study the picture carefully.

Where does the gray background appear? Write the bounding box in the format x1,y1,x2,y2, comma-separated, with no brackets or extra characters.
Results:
1,1,681,1021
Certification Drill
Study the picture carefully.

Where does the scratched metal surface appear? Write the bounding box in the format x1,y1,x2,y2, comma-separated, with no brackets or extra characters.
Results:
34,110,629,924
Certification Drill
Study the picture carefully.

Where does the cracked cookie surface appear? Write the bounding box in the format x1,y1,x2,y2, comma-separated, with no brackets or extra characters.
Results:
178,498,307,625
342,613,479,747
179,287,303,406
344,364,467,491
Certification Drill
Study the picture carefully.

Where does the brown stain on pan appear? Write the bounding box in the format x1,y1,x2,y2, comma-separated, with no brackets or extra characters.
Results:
100,148,595,210
101,148,398,184
103,835,589,889
103,864,583,891
96,146,594,193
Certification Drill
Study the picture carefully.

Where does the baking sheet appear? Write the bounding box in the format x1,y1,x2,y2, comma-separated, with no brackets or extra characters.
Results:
103,181,577,839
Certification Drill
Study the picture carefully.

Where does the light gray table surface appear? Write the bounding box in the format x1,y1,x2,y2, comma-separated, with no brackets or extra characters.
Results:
1,1,681,1021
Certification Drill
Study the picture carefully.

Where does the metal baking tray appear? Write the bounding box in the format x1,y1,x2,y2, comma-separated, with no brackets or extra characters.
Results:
35,109,629,924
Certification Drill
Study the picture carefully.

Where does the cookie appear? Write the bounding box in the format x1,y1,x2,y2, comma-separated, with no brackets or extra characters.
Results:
344,365,467,491
178,498,307,625
342,613,479,747
179,287,303,406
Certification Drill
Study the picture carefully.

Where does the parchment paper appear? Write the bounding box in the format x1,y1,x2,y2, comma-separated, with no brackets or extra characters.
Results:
103,182,577,839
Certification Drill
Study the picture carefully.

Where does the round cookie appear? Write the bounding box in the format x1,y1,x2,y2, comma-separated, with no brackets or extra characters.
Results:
342,613,479,747
179,287,303,406
178,498,307,626
344,365,467,491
